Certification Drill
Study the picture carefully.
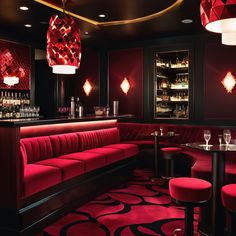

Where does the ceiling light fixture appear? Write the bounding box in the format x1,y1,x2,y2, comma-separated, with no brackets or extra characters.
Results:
181,19,193,24
98,14,106,18
46,0,81,74
84,31,89,35
19,6,29,11
24,24,32,28
200,0,236,45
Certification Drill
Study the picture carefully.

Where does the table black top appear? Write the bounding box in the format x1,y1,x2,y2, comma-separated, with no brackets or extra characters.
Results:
184,142,236,152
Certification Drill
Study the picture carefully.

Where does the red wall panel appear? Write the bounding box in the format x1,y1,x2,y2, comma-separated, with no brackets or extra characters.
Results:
0,39,30,90
74,49,100,113
109,48,143,118
204,42,236,120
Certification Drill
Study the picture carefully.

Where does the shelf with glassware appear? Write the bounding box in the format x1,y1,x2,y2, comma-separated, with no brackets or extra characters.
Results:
154,50,189,119
0,90,40,119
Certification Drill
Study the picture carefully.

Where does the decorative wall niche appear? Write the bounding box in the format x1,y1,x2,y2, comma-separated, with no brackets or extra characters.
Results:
0,39,31,90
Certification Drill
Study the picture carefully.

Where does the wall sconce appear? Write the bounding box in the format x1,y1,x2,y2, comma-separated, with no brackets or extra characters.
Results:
200,0,236,45
46,0,81,74
3,76,19,86
120,77,130,95
83,79,92,96
221,72,236,93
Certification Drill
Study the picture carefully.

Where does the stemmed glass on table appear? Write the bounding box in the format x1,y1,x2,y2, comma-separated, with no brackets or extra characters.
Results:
203,130,211,146
223,130,231,146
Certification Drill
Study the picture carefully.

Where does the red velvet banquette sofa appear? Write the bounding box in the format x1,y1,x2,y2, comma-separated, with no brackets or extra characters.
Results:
118,122,236,183
20,127,139,199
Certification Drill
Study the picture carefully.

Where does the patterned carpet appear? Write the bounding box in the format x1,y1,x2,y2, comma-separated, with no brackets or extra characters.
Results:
39,169,199,236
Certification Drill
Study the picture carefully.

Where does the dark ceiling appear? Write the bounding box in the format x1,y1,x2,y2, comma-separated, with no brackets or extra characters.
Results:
0,0,205,48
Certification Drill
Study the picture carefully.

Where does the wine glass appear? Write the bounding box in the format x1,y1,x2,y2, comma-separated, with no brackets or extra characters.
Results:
223,130,231,146
218,134,223,146
204,130,211,146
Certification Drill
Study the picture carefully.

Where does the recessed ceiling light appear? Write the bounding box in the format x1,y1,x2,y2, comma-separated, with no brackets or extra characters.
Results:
19,6,29,11
84,31,89,35
98,14,106,18
181,19,193,24
40,21,48,25
24,24,32,28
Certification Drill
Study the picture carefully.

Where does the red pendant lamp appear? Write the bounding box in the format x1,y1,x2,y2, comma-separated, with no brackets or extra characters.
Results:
46,0,81,74
200,0,236,45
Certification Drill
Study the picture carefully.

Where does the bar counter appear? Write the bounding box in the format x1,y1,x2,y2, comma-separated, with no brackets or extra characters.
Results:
0,114,133,127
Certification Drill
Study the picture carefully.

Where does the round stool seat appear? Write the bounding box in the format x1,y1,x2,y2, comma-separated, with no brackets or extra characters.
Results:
169,177,212,203
222,184,236,212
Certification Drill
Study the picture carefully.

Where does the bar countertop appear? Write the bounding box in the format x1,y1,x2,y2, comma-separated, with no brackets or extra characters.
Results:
0,114,133,127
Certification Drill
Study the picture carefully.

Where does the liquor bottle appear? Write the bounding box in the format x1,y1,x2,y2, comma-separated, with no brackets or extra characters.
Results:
75,97,83,117
70,96,75,118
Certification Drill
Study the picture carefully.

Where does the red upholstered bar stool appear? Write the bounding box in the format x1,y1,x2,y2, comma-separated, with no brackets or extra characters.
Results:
169,177,212,236
161,147,182,179
221,184,236,236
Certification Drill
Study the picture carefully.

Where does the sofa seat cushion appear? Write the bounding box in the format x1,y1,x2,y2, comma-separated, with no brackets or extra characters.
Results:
104,143,139,158
84,148,124,164
36,158,85,181
49,133,79,157
24,164,61,198
58,152,106,172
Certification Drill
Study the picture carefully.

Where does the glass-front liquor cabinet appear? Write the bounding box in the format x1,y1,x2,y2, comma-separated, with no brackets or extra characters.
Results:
154,50,189,119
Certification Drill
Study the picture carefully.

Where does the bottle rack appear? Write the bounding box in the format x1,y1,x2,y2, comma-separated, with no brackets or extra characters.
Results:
0,89,31,118
155,50,189,119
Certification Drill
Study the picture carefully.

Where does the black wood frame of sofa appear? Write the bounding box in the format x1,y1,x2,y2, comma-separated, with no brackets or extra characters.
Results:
0,157,137,236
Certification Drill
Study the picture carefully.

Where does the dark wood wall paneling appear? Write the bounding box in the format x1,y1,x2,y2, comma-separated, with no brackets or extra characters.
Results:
108,48,144,119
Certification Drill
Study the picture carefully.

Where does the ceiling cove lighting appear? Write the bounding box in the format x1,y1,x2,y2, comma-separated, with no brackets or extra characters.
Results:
83,79,92,96
46,0,81,74
200,0,236,45
221,72,236,93
120,77,130,95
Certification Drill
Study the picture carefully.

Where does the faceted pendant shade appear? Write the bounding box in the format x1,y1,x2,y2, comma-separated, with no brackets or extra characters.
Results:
200,0,236,45
47,14,81,74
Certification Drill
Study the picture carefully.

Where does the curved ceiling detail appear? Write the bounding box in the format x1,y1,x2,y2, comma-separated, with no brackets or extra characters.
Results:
34,0,183,27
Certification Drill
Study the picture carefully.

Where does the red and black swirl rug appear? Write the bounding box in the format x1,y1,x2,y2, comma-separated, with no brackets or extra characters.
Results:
40,169,198,236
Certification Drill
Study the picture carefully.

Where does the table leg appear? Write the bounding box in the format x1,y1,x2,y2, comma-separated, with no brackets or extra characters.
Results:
211,151,225,236
154,135,159,177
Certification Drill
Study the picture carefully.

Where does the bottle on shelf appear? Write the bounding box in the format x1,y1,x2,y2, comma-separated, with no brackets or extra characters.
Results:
75,97,83,117
70,96,75,118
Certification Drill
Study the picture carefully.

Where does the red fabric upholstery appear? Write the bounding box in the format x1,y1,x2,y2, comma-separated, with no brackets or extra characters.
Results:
23,164,61,198
161,147,182,153
169,177,212,203
21,136,53,163
36,158,85,181
49,133,79,157
222,184,236,212
77,130,100,151
105,143,139,158
58,152,106,172
85,147,124,164
96,128,120,146
191,161,211,181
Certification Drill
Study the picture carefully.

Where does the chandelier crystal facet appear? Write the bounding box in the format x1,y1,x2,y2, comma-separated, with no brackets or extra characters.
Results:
200,0,236,45
46,13,81,74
